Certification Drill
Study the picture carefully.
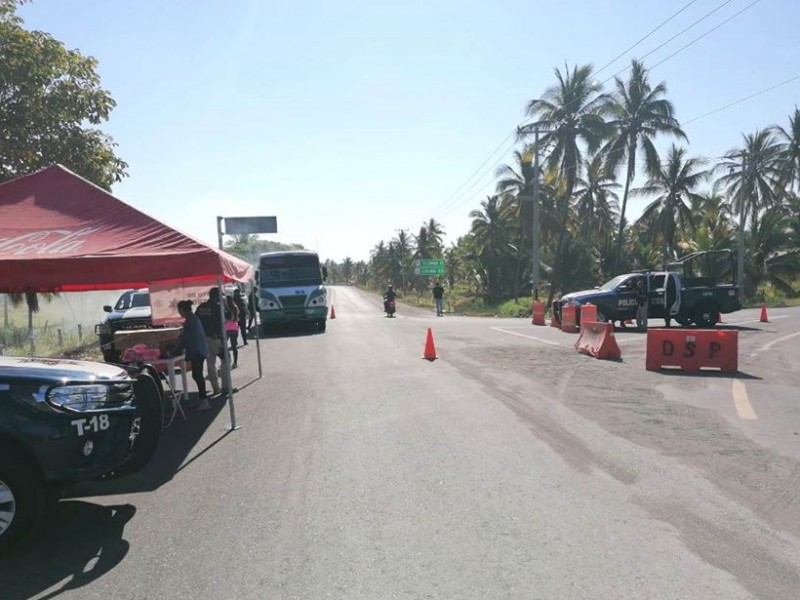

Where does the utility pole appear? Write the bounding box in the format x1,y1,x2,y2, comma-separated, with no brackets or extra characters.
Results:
531,125,541,301
737,154,746,294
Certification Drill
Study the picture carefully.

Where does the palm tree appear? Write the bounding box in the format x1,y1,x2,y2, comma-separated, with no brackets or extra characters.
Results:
425,218,445,254
573,153,620,240
519,63,609,296
744,205,800,297
772,107,800,194
601,60,686,269
520,63,609,199
636,145,709,267
469,195,516,302
718,129,783,231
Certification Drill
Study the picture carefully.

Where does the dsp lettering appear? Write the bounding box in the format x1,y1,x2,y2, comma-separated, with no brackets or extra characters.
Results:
660,339,724,359
0,228,98,255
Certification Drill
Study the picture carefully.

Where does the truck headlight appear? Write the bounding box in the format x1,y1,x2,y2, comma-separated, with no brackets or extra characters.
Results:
47,383,134,412
95,323,111,335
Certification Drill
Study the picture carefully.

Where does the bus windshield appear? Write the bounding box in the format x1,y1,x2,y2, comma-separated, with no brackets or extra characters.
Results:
259,254,322,287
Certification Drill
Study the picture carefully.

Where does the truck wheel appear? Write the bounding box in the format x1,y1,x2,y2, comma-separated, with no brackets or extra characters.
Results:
675,315,693,327
317,319,326,333
693,303,719,328
0,454,45,554
104,371,163,479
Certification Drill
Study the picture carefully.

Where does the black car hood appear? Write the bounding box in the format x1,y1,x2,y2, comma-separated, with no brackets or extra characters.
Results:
0,356,130,382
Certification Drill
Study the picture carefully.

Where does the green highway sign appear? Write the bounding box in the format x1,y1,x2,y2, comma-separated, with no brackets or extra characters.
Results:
414,258,445,276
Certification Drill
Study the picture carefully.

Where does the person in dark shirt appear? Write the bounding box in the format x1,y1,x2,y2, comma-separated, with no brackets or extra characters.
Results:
177,300,211,411
432,281,445,317
233,288,249,345
634,276,649,332
195,287,224,395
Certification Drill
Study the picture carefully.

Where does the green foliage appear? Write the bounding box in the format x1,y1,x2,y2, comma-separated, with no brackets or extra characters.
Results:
0,1,127,189
331,61,799,307
223,235,306,265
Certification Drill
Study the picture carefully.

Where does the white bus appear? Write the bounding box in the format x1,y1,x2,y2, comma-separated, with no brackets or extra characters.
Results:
256,251,328,332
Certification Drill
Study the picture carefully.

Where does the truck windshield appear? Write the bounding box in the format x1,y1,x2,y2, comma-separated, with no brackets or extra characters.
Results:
259,255,322,287
598,275,629,291
114,292,150,310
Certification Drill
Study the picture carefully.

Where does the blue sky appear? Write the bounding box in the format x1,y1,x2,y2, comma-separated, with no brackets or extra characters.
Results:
19,0,800,262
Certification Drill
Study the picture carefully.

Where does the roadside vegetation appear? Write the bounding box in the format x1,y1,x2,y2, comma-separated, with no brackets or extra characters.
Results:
325,61,800,314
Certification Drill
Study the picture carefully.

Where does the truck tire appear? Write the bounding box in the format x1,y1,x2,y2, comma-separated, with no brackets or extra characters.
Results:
675,315,693,327
693,303,719,328
317,319,326,333
0,453,45,554
103,371,163,479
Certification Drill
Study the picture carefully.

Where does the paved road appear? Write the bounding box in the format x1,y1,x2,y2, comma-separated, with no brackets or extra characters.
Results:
2,286,799,599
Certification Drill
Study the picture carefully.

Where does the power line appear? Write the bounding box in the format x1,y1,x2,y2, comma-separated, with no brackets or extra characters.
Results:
649,0,763,71
604,0,739,84
594,0,701,75
425,130,517,220
683,73,800,125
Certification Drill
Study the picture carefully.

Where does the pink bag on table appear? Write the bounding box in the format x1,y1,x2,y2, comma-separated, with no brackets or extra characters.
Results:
121,344,162,363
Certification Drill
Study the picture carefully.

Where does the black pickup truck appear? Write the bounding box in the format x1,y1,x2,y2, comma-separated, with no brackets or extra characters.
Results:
558,251,742,327
95,289,153,362
0,357,163,552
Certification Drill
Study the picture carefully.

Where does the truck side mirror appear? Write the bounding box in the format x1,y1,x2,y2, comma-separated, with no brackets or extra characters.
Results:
322,266,328,281
103,305,112,313
254,271,259,285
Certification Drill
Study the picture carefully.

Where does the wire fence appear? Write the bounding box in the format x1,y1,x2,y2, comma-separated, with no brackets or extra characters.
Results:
0,320,99,357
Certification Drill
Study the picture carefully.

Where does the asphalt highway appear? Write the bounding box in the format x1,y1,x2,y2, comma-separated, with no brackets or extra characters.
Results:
2,286,798,599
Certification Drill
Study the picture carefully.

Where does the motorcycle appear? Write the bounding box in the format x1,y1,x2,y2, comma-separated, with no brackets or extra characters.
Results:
384,297,396,317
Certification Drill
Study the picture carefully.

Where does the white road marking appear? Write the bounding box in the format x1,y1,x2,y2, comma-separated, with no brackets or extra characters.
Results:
732,380,757,420
751,330,800,356
491,327,563,346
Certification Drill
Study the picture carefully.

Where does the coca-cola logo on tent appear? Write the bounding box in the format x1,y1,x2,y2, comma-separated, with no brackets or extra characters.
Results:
0,227,99,255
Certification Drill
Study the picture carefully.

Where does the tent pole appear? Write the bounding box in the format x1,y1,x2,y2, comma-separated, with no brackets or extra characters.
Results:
252,281,262,378
217,274,238,430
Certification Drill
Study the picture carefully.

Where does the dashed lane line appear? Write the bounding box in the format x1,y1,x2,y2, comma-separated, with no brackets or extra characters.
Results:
732,379,757,420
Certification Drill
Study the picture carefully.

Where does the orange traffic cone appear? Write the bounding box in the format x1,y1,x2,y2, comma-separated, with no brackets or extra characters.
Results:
759,302,769,323
330,305,336,319
423,328,438,361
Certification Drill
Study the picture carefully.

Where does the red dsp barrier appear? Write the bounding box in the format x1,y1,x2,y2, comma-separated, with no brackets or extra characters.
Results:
575,322,621,360
646,329,738,373
532,301,546,326
561,304,578,333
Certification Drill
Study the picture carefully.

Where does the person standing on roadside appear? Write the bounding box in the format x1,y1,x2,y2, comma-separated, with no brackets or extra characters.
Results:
195,287,224,396
224,295,240,369
177,300,211,411
432,281,445,317
634,275,649,332
233,288,249,345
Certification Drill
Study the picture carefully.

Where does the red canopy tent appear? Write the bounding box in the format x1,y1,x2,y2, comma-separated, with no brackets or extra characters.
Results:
0,165,253,292
0,165,256,429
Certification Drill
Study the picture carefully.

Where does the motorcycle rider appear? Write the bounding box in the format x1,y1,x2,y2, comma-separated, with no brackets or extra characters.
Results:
383,285,397,314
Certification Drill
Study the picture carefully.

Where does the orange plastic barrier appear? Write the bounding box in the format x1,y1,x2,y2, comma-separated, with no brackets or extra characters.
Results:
645,329,738,373
532,301,546,326
579,302,598,329
560,303,578,333
550,301,561,328
575,322,621,360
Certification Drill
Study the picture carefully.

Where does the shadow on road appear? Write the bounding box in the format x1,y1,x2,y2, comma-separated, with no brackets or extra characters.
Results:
65,399,231,497
254,323,324,339
653,369,762,380
0,501,135,600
